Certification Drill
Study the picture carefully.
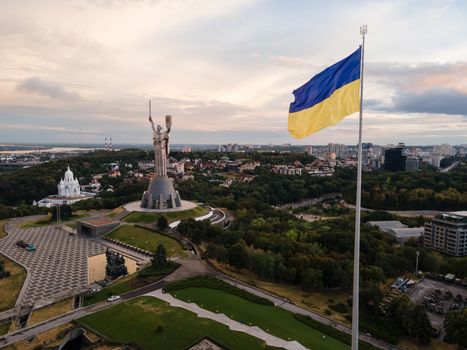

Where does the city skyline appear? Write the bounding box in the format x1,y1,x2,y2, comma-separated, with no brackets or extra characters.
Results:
1,0,467,145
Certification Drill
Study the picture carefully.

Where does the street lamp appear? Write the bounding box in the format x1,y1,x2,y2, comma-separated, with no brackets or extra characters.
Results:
415,251,420,277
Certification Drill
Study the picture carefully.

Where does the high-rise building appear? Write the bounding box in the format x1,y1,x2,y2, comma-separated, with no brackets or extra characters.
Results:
423,212,467,256
431,154,443,168
405,154,419,172
327,143,346,159
384,147,406,171
433,143,454,156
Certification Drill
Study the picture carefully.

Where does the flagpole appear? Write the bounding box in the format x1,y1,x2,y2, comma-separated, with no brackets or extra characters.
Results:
351,24,367,350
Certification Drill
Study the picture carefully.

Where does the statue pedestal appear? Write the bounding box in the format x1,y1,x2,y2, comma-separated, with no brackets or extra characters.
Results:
140,176,182,209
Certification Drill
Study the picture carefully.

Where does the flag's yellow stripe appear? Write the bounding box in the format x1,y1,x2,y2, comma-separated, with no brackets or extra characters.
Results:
288,79,360,139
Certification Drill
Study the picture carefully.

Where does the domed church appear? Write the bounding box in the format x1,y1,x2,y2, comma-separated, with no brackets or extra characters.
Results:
58,166,81,197
35,166,94,207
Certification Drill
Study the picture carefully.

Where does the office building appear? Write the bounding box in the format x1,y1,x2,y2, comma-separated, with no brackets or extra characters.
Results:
423,212,467,256
384,147,406,171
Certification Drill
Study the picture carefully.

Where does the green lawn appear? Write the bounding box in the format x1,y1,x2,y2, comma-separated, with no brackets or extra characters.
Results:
79,297,278,350
170,287,349,350
83,263,179,306
124,206,208,223
20,214,84,228
0,255,27,311
0,322,10,336
0,219,8,239
106,225,186,257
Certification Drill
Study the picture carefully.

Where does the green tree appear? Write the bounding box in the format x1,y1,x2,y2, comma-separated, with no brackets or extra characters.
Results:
301,268,323,289
0,260,11,279
444,309,467,347
228,242,249,271
52,204,72,220
152,244,167,268
157,216,168,230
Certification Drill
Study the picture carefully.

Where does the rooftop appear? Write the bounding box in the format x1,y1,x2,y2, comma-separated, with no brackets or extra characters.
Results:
367,221,408,230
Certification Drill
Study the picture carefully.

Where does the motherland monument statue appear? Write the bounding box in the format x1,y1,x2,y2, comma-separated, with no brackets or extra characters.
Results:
140,101,182,209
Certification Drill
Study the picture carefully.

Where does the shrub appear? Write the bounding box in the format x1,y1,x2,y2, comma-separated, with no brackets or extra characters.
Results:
329,303,348,314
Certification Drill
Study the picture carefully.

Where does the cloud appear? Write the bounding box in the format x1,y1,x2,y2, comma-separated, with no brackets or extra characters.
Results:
367,61,467,93
392,88,467,115
17,77,80,101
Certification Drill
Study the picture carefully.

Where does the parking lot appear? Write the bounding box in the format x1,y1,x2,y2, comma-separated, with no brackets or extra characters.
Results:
409,278,467,333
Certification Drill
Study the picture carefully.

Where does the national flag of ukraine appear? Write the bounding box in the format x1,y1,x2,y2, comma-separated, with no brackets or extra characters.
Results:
288,47,361,139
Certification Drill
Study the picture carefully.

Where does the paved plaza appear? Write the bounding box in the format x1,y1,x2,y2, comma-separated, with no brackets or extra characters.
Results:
0,218,106,307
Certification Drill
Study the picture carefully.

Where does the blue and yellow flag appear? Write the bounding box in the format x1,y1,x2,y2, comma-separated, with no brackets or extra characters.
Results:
288,47,361,139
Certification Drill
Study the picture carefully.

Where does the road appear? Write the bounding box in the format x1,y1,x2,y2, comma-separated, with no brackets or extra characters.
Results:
439,161,459,173
343,202,440,218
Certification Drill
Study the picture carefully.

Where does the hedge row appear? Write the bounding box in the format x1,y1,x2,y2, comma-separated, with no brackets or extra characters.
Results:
164,275,274,306
293,314,380,350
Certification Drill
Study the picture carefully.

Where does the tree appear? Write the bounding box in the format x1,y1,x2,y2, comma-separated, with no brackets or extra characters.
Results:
0,260,11,279
228,242,249,271
152,244,167,268
52,204,73,220
301,268,323,289
444,309,467,347
105,249,127,279
157,216,168,230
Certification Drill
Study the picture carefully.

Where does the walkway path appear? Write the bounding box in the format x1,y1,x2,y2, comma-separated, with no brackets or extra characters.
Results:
147,289,306,350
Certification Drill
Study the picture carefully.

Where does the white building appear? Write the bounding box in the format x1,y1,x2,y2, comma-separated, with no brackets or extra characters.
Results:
433,143,454,156
36,167,94,207
58,166,81,197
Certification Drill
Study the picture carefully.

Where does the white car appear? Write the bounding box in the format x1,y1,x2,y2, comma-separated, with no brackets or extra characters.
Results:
107,295,121,302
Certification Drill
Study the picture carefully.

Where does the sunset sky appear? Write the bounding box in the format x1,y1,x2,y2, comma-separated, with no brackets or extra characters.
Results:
1,0,466,145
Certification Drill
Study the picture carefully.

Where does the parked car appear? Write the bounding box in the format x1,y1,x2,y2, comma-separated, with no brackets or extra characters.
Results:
16,240,28,248
107,295,121,302
26,244,36,252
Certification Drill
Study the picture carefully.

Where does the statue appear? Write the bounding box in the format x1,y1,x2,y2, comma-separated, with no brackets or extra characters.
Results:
149,114,172,176
140,101,182,209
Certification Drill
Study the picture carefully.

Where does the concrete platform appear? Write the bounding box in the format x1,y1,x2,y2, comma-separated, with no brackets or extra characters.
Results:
123,200,197,213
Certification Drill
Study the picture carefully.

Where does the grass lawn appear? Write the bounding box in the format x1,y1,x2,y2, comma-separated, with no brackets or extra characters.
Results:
124,206,208,224
170,287,348,350
0,255,27,311
107,207,125,218
79,297,277,350
106,225,186,257
0,322,10,336
210,260,350,324
20,214,86,228
28,298,73,326
83,263,179,306
0,219,8,239
399,337,458,350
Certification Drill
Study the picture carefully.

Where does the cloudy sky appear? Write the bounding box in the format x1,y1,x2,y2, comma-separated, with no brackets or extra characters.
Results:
1,0,466,145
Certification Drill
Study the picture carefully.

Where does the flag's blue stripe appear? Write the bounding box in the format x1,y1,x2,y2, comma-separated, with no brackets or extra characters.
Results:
289,47,361,113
